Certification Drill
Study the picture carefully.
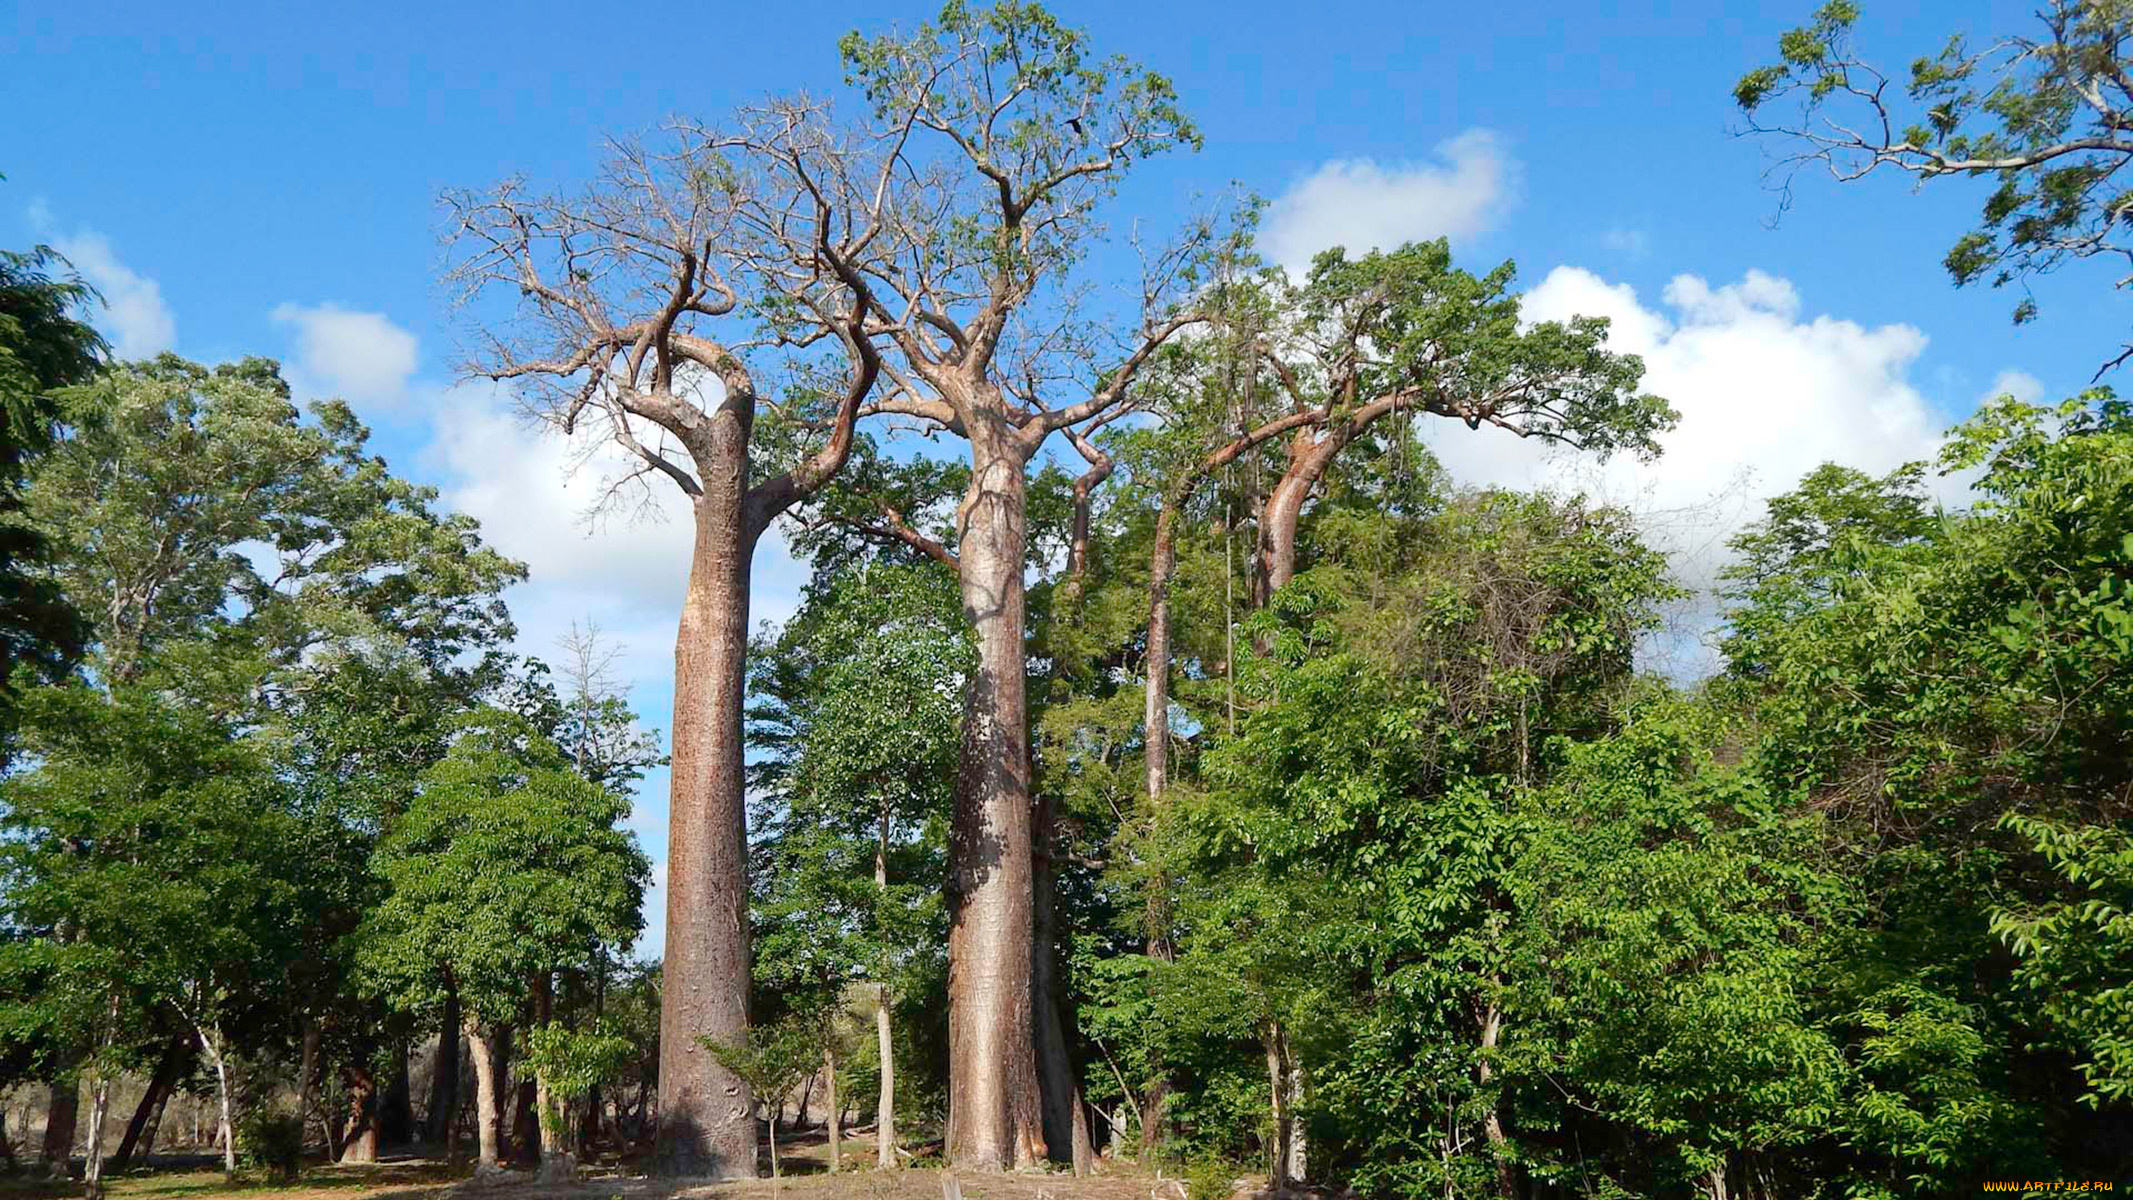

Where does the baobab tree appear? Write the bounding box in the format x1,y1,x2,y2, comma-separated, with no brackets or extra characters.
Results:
446,116,890,1177
774,4,1214,1170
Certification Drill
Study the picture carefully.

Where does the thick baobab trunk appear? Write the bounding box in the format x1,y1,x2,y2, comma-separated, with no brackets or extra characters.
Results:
465,1021,501,1169
655,476,759,1178
426,989,460,1145
945,435,1047,1170
1032,795,1094,1175
338,1064,378,1165
40,1071,78,1169
875,812,898,1170
113,1037,188,1171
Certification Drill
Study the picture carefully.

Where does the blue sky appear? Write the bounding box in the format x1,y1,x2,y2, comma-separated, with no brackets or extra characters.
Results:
9,0,2121,954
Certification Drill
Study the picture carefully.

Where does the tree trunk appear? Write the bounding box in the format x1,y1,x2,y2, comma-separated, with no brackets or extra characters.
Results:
339,1064,378,1165
297,1020,321,1154
39,1069,78,1169
824,1045,840,1173
196,1022,237,1176
1032,794,1094,1175
875,810,898,1170
510,1078,538,1162
1476,999,1516,1200
795,1071,814,1130
113,1037,188,1172
1263,1025,1289,1191
426,989,460,1145
945,434,1046,1170
140,1080,173,1162
1254,463,1312,608
81,1069,111,1199
465,1020,501,1169
655,480,759,1179
379,1043,414,1147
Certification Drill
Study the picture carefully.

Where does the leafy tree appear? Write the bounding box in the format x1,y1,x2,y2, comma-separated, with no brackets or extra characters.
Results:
0,236,101,736
1,681,301,1193
355,709,648,1169
702,1018,821,1182
1735,0,2133,373
749,564,964,1165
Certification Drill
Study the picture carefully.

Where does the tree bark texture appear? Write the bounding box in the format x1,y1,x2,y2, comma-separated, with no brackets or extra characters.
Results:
945,428,1046,1170
655,474,759,1179
338,1064,378,1164
465,1020,501,1169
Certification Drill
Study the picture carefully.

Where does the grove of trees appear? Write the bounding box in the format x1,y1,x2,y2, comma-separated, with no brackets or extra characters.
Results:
2,4,2130,1199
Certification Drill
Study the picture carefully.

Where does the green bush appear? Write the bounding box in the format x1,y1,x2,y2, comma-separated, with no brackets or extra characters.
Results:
238,1108,305,1183
1184,1155,1241,1200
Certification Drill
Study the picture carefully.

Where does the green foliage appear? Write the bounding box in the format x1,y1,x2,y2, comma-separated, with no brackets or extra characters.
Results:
0,240,102,726
355,709,648,1024
237,1107,306,1182
701,1018,821,1177
1736,1,2133,361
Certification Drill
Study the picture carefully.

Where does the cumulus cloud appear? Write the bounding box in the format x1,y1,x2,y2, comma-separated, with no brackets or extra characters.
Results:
1260,130,1516,278
1407,266,1956,674
51,230,175,359
270,303,419,406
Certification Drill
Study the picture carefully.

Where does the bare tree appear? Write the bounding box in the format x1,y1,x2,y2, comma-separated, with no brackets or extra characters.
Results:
446,115,888,1177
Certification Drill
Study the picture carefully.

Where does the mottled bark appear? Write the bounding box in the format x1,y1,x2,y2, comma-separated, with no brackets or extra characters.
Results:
1476,999,1516,1200
81,1070,111,1200
655,470,758,1178
1263,1024,1292,1192
338,1064,378,1164
946,428,1046,1170
465,1020,501,1169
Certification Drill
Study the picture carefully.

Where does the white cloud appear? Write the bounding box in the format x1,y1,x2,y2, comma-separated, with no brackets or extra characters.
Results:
1410,265,1952,675
269,303,419,406
1260,130,1517,278
51,230,175,359
1982,368,2044,404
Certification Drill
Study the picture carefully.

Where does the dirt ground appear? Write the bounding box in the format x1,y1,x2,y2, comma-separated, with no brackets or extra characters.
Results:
3,1129,1206,1200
